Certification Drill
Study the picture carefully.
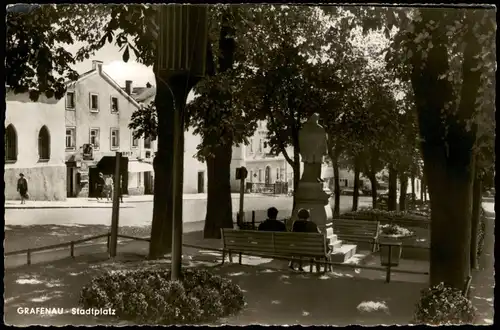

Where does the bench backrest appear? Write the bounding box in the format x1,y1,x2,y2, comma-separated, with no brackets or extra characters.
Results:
273,232,327,257
221,229,327,257
333,219,380,238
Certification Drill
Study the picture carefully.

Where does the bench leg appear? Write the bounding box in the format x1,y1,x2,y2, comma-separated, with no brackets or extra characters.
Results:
221,250,226,264
228,252,233,263
238,253,242,265
309,259,314,273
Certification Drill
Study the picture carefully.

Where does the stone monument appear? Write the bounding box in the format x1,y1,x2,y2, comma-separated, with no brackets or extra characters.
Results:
288,113,333,234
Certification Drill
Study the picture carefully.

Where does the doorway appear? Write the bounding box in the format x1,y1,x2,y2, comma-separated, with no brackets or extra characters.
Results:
265,166,271,184
197,171,205,193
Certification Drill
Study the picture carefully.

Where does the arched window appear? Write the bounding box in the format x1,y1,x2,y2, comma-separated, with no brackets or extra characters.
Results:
5,124,17,162
38,125,51,161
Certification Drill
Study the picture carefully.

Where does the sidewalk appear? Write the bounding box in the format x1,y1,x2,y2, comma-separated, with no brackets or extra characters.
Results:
4,193,290,209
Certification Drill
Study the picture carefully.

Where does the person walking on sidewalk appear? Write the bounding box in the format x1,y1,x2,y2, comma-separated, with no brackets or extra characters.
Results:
96,172,105,201
17,173,28,204
104,175,113,202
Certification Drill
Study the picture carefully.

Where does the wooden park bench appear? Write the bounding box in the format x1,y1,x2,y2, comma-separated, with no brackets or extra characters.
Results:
220,229,332,273
332,219,381,253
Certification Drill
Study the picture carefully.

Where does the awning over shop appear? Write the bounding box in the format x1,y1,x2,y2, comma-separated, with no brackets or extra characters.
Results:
128,161,154,173
96,156,129,176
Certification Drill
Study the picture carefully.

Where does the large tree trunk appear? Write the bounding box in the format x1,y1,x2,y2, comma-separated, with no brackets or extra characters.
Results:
204,143,234,238
292,148,301,210
388,166,398,211
148,76,174,260
399,173,408,212
369,172,377,209
411,174,416,205
420,179,424,201
411,12,481,289
327,148,341,216
470,165,482,270
203,6,235,239
352,159,360,211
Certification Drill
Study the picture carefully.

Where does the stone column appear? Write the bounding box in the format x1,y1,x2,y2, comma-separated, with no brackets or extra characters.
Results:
288,114,333,234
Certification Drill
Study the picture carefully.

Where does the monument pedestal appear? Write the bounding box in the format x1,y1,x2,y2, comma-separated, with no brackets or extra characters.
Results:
289,182,333,234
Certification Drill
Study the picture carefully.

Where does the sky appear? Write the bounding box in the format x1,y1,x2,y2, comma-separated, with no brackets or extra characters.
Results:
67,41,155,88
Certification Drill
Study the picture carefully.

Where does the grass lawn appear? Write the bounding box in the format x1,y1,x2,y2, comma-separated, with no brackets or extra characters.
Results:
5,247,429,326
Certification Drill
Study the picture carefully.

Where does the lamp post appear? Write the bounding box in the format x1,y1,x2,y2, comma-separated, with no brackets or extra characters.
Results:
156,4,208,281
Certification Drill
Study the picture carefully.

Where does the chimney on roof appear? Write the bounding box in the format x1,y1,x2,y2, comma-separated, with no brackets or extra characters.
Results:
92,60,103,72
125,80,133,95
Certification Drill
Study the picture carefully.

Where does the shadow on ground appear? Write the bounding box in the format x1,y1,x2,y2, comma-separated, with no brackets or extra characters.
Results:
5,246,427,326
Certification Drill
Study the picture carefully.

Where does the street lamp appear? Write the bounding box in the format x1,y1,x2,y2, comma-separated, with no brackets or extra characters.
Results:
156,4,208,281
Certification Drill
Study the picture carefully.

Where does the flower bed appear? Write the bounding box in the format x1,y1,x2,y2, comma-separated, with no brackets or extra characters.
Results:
79,268,245,325
379,224,414,239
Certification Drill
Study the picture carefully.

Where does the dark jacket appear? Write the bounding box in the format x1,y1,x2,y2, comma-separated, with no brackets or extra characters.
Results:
292,219,320,233
96,177,105,189
17,178,28,192
258,219,287,232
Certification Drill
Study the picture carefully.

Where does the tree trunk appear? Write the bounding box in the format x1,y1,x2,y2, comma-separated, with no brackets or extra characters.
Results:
292,148,301,210
332,158,340,216
203,6,235,239
369,172,377,209
411,14,481,288
148,76,175,260
399,173,408,212
388,166,398,211
411,174,416,205
470,166,482,270
352,159,360,211
420,179,424,201
204,143,234,238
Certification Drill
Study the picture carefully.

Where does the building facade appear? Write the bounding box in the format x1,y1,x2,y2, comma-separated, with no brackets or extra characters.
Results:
132,86,208,194
5,91,66,201
230,120,306,193
64,60,153,197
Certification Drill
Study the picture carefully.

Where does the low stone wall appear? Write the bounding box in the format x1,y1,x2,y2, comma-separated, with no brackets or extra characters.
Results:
4,165,66,201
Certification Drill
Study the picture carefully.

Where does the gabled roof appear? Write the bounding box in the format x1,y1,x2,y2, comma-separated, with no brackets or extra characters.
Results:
66,66,142,110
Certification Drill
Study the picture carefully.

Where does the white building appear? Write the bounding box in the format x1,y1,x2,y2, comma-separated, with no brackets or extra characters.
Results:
64,60,154,198
5,90,66,201
132,85,208,194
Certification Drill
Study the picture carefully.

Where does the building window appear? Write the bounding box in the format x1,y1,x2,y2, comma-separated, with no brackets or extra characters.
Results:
144,136,152,149
89,93,99,112
258,139,262,153
111,96,119,113
249,170,253,182
110,128,119,149
66,91,75,109
38,126,50,161
258,169,262,182
90,128,100,150
5,124,17,162
66,127,76,150
276,167,280,180
249,139,253,153
131,132,139,148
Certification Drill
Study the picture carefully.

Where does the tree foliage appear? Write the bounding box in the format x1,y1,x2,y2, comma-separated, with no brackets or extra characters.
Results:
6,4,109,101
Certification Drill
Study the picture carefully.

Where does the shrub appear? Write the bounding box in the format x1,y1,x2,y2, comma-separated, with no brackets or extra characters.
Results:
413,282,476,325
79,268,245,325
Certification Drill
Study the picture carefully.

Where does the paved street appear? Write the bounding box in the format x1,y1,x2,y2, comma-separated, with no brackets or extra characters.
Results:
5,195,372,227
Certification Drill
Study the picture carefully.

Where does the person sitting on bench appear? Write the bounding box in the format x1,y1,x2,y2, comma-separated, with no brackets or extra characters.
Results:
258,207,286,232
289,208,321,271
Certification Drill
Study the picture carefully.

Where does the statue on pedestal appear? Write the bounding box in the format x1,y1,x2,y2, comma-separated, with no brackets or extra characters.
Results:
289,113,333,234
